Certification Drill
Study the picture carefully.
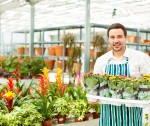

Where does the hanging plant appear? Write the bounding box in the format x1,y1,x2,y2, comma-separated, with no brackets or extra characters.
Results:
91,32,105,50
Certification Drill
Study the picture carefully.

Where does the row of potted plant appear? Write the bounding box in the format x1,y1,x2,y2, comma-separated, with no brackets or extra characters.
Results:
0,56,46,79
83,72,150,100
0,68,100,126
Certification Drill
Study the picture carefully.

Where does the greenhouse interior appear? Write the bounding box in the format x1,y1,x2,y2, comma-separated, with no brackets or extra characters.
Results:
0,0,150,126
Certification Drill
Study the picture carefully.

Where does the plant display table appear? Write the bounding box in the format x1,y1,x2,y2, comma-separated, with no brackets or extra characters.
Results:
86,94,150,126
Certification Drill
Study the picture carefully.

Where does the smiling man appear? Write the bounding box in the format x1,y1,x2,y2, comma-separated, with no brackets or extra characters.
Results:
94,23,150,126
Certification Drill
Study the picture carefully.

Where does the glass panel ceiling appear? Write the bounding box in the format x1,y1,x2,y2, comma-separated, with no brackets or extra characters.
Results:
1,0,150,32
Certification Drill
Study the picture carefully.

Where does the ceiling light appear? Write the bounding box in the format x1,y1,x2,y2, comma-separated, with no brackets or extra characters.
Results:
112,8,117,17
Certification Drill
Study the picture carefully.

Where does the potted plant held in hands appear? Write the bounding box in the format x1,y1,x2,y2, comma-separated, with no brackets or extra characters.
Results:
122,78,139,100
138,74,150,100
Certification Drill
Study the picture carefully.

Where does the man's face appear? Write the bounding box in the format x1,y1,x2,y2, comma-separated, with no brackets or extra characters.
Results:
108,28,126,52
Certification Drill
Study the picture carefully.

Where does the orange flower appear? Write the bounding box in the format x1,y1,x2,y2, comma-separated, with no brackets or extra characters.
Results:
39,67,50,96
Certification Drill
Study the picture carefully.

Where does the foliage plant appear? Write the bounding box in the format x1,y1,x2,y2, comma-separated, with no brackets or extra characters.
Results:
9,103,43,126
0,100,9,114
90,102,101,114
69,99,90,120
0,114,9,126
53,97,69,117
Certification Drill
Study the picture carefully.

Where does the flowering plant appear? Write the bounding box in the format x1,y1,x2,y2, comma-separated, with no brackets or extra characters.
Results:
0,56,46,79
138,74,150,100
32,67,55,120
138,74,150,86
123,78,139,94
0,78,33,112
108,75,124,91
83,72,99,88
4,91,15,112
54,68,67,97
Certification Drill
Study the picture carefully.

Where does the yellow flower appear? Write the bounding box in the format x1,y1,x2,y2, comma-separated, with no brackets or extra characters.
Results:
146,78,150,82
56,68,63,75
4,91,15,99
143,74,150,78
42,67,49,79
109,76,116,80
56,68,63,88
56,68,63,78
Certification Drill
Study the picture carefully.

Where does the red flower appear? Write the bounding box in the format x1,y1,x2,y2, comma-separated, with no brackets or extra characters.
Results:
39,75,47,96
7,78,14,91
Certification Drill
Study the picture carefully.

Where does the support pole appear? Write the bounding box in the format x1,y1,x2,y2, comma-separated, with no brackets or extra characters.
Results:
84,0,91,74
0,14,1,56
29,4,35,57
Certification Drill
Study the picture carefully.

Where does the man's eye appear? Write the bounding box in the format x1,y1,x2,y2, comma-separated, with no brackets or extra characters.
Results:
110,36,114,39
118,35,123,38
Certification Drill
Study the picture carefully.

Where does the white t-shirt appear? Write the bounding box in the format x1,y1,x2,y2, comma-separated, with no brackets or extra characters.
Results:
94,48,150,78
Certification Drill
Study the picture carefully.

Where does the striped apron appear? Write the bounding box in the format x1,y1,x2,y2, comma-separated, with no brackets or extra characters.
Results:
99,57,143,126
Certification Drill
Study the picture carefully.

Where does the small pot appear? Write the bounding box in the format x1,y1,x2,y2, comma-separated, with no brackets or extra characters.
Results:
93,112,100,119
74,118,83,123
83,112,91,121
57,116,66,124
42,119,52,126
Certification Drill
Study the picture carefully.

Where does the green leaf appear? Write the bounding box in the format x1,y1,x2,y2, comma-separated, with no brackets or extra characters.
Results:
85,78,98,88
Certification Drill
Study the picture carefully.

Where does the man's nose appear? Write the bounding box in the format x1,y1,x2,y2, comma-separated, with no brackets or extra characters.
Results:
114,37,119,42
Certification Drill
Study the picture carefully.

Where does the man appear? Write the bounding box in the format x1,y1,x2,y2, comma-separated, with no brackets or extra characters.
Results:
93,23,150,126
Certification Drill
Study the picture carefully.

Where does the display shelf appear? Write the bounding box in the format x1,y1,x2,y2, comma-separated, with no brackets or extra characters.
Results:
34,42,61,44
